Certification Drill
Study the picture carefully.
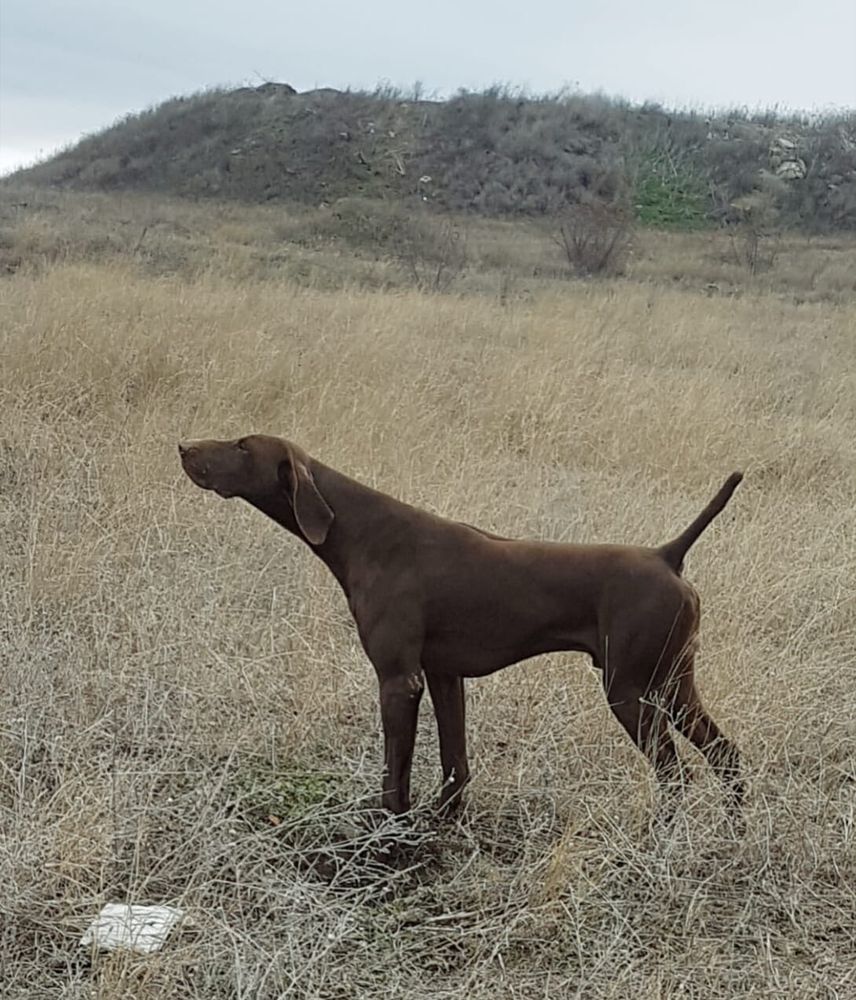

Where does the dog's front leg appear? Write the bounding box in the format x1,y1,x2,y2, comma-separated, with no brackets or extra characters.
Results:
426,672,469,814
376,668,424,813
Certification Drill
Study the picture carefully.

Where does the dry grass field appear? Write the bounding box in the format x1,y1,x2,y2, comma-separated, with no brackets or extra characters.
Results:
1,189,855,998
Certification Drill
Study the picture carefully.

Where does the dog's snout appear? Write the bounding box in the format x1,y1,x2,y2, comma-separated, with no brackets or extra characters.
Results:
178,443,194,459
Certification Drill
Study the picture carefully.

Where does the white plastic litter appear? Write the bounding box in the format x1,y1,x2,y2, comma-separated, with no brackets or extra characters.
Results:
80,903,185,954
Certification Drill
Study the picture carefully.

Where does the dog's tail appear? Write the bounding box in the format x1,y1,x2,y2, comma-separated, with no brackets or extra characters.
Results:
658,472,743,573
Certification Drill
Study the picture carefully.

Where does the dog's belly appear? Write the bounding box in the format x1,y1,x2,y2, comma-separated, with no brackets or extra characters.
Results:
421,629,597,678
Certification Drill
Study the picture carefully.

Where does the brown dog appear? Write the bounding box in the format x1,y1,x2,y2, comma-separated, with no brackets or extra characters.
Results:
179,435,743,818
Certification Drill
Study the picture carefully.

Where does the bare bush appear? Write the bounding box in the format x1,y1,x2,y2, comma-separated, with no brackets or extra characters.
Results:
325,198,468,291
727,191,781,275
553,201,633,277
391,214,467,291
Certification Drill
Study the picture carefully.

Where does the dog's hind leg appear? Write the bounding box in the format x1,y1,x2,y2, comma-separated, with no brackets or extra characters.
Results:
670,671,744,818
604,677,686,821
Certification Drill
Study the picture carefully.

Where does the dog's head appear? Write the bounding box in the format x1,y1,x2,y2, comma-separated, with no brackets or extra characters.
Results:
178,434,333,544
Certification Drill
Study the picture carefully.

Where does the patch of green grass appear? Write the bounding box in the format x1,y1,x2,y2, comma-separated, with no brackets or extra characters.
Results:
230,762,341,824
634,169,711,230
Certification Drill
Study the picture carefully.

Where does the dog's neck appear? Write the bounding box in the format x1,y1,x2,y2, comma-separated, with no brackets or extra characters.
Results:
245,461,414,594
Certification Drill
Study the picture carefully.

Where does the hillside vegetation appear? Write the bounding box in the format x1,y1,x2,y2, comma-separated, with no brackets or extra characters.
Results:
6,84,856,231
2,184,856,304
1,186,855,998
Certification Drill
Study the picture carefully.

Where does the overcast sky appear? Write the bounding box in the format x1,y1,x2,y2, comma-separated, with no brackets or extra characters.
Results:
2,0,855,175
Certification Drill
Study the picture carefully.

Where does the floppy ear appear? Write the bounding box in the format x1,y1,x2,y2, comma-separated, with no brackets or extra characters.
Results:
277,452,334,545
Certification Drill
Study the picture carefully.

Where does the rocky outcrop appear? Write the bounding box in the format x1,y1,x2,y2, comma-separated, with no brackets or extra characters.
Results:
255,82,297,98
769,136,807,180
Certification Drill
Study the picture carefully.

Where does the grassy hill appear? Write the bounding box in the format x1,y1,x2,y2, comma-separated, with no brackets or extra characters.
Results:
6,84,856,230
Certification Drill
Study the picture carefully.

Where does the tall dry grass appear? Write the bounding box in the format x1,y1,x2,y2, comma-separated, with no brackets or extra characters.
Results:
1,234,855,997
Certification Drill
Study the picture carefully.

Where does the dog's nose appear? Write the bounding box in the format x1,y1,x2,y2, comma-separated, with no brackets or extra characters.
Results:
178,443,189,457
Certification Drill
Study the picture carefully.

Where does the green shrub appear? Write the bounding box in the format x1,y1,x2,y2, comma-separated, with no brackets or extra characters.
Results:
633,155,710,230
